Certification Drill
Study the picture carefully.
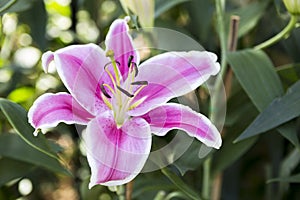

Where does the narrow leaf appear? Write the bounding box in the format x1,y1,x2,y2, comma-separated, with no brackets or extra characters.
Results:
0,134,70,176
226,1,269,38
228,49,284,110
0,0,16,14
0,157,35,187
278,148,300,195
268,174,300,183
0,98,60,159
213,89,259,173
242,81,300,139
161,167,202,200
0,0,35,15
155,0,190,18
227,50,297,144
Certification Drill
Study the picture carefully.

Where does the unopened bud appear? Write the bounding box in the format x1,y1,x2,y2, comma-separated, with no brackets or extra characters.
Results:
283,0,300,15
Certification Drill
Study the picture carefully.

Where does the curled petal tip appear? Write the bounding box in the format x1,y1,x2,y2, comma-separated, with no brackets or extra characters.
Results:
33,129,40,137
124,16,130,23
206,52,220,75
42,51,54,73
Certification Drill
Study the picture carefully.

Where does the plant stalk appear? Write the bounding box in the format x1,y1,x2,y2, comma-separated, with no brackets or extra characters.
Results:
254,15,298,50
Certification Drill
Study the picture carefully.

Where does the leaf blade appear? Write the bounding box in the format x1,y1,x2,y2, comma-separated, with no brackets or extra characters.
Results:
227,49,298,144
0,157,35,187
242,80,300,138
161,167,202,200
0,134,70,176
0,98,59,159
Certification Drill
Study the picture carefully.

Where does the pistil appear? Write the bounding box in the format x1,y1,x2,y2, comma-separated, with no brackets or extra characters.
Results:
100,51,148,127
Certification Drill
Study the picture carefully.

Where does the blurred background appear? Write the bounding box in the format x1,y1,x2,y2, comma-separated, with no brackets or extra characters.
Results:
0,0,300,199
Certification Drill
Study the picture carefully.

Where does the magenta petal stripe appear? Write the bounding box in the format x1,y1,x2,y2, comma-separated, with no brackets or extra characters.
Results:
105,17,140,79
140,103,222,149
28,92,94,130
43,44,110,115
129,51,220,116
28,17,222,187
84,112,151,187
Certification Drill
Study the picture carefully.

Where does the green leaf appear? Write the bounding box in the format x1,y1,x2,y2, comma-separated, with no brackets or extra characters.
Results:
133,175,176,199
242,81,300,140
276,121,299,148
0,98,60,159
277,63,300,86
0,0,35,15
173,140,208,176
0,134,70,175
155,0,190,18
212,88,258,173
19,0,47,50
0,0,17,14
227,50,298,144
0,157,35,187
268,174,300,183
161,167,202,200
277,148,300,195
228,49,284,110
226,1,269,38
80,179,111,200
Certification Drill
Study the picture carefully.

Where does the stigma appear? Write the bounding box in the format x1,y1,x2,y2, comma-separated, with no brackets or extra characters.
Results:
100,50,148,127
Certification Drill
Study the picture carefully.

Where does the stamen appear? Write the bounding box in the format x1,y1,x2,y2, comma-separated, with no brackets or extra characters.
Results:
103,62,117,87
132,62,138,77
104,61,121,70
100,83,111,98
131,81,148,85
116,85,134,98
103,83,115,94
105,49,121,85
128,55,134,68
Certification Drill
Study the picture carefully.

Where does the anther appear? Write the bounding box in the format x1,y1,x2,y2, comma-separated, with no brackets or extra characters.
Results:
100,83,111,98
132,62,138,77
131,81,148,85
128,55,134,68
116,85,134,98
104,61,120,69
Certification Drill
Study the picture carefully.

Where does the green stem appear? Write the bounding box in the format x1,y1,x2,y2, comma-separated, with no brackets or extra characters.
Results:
202,0,227,198
161,167,202,200
202,158,212,199
116,185,126,200
254,15,298,50
216,0,227,70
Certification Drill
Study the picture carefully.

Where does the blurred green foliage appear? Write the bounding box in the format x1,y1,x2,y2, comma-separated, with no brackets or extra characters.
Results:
0,0,300,199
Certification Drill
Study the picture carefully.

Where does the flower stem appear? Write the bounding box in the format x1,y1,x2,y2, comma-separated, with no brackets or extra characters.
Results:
254,15,298,50
202,0,227,199
116,185,126,200
161,167,202,200
202,158,212,199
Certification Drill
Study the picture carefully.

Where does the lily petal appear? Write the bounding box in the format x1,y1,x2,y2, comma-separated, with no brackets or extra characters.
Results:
43,44,110,115
129,51,220,116
84,112,151,187
140,103,222,149
105,17,140,79
28,92,94,130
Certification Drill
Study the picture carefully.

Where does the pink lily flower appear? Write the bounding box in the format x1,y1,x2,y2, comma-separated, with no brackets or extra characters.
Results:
28,17,222,188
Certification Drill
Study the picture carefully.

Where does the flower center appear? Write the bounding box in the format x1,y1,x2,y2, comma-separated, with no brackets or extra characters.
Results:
100,50,148,128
